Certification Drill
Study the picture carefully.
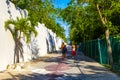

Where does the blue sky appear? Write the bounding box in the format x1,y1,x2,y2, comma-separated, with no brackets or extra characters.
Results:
52,0,70,38
53,0,70,9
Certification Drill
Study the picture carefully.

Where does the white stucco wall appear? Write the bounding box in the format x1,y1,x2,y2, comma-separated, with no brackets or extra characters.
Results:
35,23,48,56
0,0,17,71
0,0,63,71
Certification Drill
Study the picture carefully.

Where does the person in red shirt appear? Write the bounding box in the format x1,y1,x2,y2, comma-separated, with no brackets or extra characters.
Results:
72,44,76,63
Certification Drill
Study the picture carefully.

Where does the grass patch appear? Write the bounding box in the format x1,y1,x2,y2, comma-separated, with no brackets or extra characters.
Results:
102,64,120,76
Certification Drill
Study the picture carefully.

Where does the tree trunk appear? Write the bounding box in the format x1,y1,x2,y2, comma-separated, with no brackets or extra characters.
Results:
14,39,19,63
14,37,21,63
96,3,113,65
105,29,113,65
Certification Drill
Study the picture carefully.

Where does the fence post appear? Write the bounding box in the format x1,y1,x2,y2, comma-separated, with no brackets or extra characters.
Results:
98,38,102,64
91,41,92,58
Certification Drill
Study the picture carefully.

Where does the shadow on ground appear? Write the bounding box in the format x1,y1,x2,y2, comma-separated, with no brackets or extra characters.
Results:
4,71,107,80
2,53,119,80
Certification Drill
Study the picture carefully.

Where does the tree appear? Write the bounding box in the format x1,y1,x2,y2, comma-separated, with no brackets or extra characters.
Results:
10,0,66,40
60,0,120,66
4,17,37,63
92,0,120,66
60,0,101,43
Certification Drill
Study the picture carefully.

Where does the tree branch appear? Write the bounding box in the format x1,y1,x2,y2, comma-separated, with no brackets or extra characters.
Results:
96,3,106,25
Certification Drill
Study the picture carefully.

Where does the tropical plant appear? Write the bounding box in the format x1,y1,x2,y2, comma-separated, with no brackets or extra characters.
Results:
10,0,66,41
4,17,37,63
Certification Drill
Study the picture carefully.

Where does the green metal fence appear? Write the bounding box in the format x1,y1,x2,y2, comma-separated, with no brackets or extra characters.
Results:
111,36,120,64
80,35,120,65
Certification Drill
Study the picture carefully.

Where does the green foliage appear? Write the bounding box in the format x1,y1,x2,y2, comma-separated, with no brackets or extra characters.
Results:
5,17,38,63
5,17,37,43
10,0,66,40
113,34,120,43
102,64,111,70
60,0,120,43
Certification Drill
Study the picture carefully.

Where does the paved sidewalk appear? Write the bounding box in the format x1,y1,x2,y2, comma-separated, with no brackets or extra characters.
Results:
0,53,120,80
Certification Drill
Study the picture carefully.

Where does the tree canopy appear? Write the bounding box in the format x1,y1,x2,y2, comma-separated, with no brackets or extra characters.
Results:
60,0,120,43
10,0,120,43
10,0,66,41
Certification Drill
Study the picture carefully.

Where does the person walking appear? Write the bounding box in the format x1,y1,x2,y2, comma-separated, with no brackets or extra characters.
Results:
71,43,76,63
60,42,67,60
76,44,84,56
